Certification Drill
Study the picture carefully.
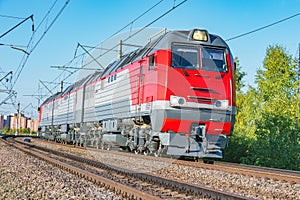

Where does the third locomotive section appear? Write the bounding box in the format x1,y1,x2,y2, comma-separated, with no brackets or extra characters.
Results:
38,29,236,160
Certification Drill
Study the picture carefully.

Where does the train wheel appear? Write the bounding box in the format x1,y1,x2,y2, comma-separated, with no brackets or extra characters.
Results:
99,141,105,150
203,159,214,164
153,150,161,157
153,143,165,157
153,147,163,157
143,149,150,156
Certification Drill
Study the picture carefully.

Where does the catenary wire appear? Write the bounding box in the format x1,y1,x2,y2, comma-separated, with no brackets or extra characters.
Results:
109,0,165,39
60,0,187,87
12,0,60,88
13,0,70,88
226,11,300,41
43,0,187,95
81,0,187,70
72,0,166,67
0,0,70,108
0,14,26,19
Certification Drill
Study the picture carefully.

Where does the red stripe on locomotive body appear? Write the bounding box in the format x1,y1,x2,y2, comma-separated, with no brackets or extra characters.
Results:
161,119,232,136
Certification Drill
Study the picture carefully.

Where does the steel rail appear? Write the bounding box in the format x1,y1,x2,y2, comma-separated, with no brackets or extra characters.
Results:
215,161,300,184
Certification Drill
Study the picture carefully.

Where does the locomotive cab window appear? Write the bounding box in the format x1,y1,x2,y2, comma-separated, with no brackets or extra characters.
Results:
171,45,199,70
148,54,155,70
201,48,227,72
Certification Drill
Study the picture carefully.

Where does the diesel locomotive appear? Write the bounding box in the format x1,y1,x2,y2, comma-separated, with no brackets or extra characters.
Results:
38,28,236,159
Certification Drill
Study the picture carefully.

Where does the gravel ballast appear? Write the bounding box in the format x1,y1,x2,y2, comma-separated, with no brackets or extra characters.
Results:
0,141,121,200
6,138,300,200
87,148,300,200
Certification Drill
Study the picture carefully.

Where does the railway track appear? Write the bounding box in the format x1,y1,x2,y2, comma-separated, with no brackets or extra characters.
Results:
2,137,251,200
88,142,300,184
18,137,300,184
174,160,300,184
47,138,300,184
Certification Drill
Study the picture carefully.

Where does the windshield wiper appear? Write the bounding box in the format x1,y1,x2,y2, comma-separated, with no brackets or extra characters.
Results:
181,68,189,76
172,64,190,76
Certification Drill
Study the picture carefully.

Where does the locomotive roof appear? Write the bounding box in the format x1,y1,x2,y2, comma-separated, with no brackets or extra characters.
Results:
154,29,229,49
40,29,229,107
100,29,229,76
41,91,61,105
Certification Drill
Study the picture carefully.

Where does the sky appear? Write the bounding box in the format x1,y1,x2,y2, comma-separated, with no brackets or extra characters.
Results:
0,0,300,118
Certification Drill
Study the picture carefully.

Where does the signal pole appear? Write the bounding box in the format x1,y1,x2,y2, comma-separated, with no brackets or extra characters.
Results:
15,102,20,135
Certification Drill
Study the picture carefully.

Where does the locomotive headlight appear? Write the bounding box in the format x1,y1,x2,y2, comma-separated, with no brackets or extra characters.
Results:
170,95,186,107
191,29,208,42
214,100,229,109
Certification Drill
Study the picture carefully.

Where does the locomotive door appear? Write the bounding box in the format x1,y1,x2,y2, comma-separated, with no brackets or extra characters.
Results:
135,63,145,122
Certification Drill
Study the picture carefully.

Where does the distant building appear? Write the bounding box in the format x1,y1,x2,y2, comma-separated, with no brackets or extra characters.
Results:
10,113,28,130
0,113,38,132
0,115,4,129
27,119,38,132
3,115,11,130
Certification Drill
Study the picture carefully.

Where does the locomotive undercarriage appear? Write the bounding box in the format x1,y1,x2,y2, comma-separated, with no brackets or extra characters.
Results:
40,115,227,159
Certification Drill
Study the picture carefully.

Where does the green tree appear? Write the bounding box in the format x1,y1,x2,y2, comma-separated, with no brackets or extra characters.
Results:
2,126,9,134
20,127,31,134
235,58,247,92
249,45,300,170
223,58,257,162
223,46,300,170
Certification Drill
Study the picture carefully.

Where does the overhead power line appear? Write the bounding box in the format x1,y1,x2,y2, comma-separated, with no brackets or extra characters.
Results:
109,0,165,39
74,0,187,76
226,11,300,41
0,43,27,48
0,14,34,39
51,65,100,71
71,0,165,65
45,0,187,96
77,43,104,69
71,0,167,71
82,0,188,69
12,0,70,88
0,0,70,108
0,14,26,19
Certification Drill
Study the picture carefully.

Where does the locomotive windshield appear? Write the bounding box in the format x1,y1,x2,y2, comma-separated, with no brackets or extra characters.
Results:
201,48,227,72
171,44,227,72
171,45,199,70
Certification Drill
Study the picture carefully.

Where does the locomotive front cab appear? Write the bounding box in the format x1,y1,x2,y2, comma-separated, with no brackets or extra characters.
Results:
151,29,236,159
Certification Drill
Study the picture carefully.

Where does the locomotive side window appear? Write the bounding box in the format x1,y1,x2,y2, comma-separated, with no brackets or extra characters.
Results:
148,54,155,70
171,45,199,70
201,48,227,72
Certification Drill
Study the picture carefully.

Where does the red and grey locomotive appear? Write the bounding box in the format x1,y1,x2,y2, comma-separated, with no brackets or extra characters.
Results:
38,29,236,159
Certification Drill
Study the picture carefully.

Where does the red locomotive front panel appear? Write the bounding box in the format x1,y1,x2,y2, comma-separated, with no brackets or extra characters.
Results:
164,44,235,135
135,29,236,158
140,46,235,134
